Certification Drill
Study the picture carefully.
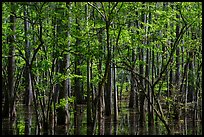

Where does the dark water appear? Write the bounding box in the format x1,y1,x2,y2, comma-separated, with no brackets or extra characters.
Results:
2,103,202,135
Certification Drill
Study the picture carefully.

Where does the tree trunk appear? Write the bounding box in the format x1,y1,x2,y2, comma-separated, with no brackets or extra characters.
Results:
105,61,112,116
23,4,33,107
25,106,32,135
113,46,118,122
104,3,112,117
174,6,181,133
74,4,83,104
129,49,137,109
86,3,93,135
139,3,146,130
6,2,16,119
145,4,154,134
97,27,105,135
56,7,70,126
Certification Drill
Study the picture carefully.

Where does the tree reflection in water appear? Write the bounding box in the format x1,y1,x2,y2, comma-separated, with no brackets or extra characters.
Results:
1,104,202,135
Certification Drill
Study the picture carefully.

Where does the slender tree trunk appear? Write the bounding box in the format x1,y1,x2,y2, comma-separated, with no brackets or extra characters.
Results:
129,109,137,135
74,106,83,135
104,4,112,117
168,3,174,129
74,4,83,104
183,46,189,135
98,27,105,135
86,3,93,135
105,116,112,135
65,5,71,126
139,4,146,131
188,50,195,134
25,106,32,135
174,6,181,133
66,2,72,98
128,14,138,110
50,14,58,135
6,2,16,119
23,4,32,106
56,7,70,127
129,48,136,109
145,4,154,134
113,44,118,122
105,62,112,116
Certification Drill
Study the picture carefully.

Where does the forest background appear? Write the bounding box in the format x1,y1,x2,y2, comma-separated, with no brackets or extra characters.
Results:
2,2,202,135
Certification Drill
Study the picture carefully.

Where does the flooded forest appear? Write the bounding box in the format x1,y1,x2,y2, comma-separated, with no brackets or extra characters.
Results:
2,2,202,135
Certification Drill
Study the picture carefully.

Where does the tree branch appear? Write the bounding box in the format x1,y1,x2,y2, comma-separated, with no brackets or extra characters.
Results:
100,2,107,21
110,2,118,15
152,20,195,88
87,2,106,21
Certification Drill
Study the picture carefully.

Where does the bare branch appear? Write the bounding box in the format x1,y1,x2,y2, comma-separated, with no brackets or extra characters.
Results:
87,2,106,21
115,2,123,13
110,2,118,15
100,2,107,20
15,47,29,65
115,26,122,47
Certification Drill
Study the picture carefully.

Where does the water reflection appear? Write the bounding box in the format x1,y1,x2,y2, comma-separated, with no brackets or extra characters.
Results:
105,116,112,135
24,106,32,135
113,122,118,135
2,118,15,135
74,105,83,135
1,104,202,135
129,109,139,135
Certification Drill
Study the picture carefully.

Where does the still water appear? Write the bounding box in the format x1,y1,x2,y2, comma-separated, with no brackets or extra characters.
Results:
2,103,202,135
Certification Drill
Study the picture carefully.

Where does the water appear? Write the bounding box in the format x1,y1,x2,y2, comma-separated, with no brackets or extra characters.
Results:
2,103,202,135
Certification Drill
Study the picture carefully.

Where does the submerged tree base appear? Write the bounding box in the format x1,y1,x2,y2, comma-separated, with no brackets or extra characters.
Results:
1,103,202,135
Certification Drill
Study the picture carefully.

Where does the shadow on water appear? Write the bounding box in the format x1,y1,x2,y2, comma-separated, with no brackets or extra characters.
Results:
2,103,202,135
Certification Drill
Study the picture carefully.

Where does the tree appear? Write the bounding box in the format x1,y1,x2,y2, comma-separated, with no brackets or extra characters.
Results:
2,2,202,135
3,2,16,119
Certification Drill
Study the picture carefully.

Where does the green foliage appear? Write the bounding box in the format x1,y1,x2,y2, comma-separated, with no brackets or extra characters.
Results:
56,96,75,110
56,98,67,109
53,72,70,84
38,60,52,72
68,74,86,80
2,2,202,135
68,96,76,104
17,120,25,135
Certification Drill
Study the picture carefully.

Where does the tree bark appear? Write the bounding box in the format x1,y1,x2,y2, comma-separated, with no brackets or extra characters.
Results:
6,2,16,119
86,3,93,135
23,4,33,106
113,46,118,122
129,49,137,109
174,5,181,133
139,3,146,130
56,6,70,126
74,3,83,104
